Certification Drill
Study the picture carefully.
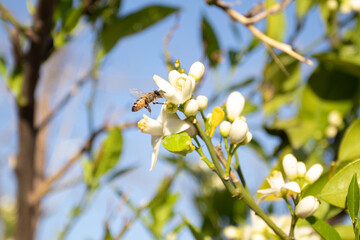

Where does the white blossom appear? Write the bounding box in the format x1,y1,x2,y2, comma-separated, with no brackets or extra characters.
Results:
188,61,205,81
282,154,298,180
184,99,199,116
305,164,323,183
138,106,192,170
196,95,208,110
229,119,248,144
220,121,231,137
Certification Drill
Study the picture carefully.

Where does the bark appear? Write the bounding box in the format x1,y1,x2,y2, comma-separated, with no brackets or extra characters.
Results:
15,0,57,239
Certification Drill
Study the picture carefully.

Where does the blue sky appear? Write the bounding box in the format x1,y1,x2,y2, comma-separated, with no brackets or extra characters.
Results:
0,0,327,239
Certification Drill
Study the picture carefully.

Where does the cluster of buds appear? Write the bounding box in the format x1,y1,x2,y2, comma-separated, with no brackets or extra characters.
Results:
257,153,323,218
219,91,252,145
327,0,360,13
325,110,344,138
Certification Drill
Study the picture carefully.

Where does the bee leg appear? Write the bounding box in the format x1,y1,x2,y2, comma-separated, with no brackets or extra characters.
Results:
145,104,151,114
153,102,164,105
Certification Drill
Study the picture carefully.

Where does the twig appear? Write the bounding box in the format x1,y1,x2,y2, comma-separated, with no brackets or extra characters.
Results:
206,0,313,65
214,145,239,183
36,71,92,131
28,122,137,205
245,0,292,24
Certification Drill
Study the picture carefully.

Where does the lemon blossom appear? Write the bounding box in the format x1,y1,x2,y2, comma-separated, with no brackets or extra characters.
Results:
196,95,208,110
153,70,194,105
220,121,231,137
138,106,192,170
305,164,323,183
257,171,301,201
229,119,248,144
184,99,199,116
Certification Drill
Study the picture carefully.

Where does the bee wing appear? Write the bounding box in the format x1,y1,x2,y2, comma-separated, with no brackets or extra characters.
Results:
130,88,147,98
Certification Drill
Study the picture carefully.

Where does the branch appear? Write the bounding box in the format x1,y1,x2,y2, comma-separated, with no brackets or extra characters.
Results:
28,122,137,205
207,0,313,65
36,71,92,131
214,145,239,184
245,0,292,24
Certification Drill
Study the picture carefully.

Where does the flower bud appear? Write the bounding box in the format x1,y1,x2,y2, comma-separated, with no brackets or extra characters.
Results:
185,120,197,137
282,154,298,180
297,161,306,178
351,0,360,11
327,0,338,10
196,95,208,111
305,164,323,183
226,91,245,122
229,119,248,144
325,125,338,138
164,102,178,113
241,131,252,145
328,110,343,127
223,226,241,239
188,61,205,81
184,99,199,117
220,121,231,137
295,196,320,218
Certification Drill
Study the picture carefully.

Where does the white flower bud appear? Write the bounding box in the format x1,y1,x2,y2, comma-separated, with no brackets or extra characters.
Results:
325,125,338,138
295,196,320,218
220,121,231,137
305,164,323,183
226,91,245,122
184,99,199,117
196,95,208,111
188,61,205,81
297,161,307,178
328,110,343,127
327,0,338,10
223,226,241,239
282,154,298,180
351,0,360,11
241,131,252,145
229,119,248,144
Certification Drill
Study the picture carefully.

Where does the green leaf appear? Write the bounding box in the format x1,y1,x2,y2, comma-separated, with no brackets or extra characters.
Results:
347,173,359,222
202,16,221,68
162,132,195,156
266,0,285,41
0,56,6,77
320,159,360,208
93,127,123,179
100,5,179,53
228,49,242,68
296,0,315,18
106,166,136,182
335,225,357,240
183,217,207,240
338,119,360,163
63,6,83,33
306,216,342,240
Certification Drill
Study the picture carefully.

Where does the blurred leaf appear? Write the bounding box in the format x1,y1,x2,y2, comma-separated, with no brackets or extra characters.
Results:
0,56,6,77
103,225,113,240
315,53,360,78
266,0,285,41
320,159,360,208
202,16,221,68
296,0,315,18
247,138,269,162
338,119,360,163
106,166,136,182
306,216,342,240
335,225,357,240
262,53,300,115
93,127,123,179
162,132,195,156
228,49,242,68
346,173,359,222
242,100,258,115
63,6,83,33
183,217,207,240
82,159,95,187
144,175,179,238
100,5,179,53
7,72,24,103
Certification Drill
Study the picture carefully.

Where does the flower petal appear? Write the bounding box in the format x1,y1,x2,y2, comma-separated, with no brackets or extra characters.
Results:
163,119,191,136
150,136,163,171
284,181,301,193
138,115,163,136
267,171,285,189
179,75,193,103
153,74,176,100
168,70,181,86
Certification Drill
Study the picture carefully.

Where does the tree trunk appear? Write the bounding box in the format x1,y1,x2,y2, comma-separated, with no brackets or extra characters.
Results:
15,0,57,239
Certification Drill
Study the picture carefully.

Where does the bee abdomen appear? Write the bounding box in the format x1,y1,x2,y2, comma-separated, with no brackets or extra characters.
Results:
132,98,145,112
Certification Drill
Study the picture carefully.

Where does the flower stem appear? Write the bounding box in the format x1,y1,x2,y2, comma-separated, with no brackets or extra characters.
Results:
194,137,215,170
284,197,297,239
224,152,232,180
194,120,288,240
234,152,250,193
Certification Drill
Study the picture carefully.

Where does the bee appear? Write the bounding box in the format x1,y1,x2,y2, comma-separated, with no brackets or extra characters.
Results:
131,89,166,114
